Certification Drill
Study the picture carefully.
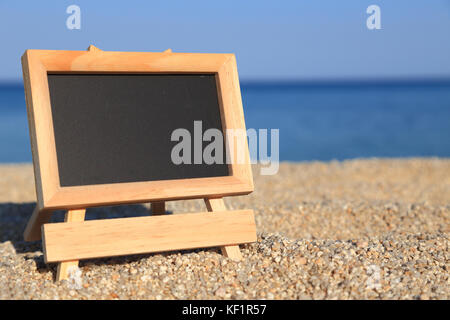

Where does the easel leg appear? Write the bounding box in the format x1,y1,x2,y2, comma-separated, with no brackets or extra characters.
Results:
151,201,165,215
204,198,243,261
56,209,86,281
23,206,53,241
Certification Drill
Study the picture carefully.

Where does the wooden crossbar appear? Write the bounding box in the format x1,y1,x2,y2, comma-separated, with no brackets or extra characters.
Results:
42,210,256,263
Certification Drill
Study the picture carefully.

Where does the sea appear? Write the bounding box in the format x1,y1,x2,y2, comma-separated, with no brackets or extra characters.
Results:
1,80,449,163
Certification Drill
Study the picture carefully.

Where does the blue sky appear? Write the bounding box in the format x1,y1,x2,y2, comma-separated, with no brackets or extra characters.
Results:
0,0,449,81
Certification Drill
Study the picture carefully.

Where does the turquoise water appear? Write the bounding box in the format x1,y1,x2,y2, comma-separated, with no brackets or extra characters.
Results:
1,81,450,163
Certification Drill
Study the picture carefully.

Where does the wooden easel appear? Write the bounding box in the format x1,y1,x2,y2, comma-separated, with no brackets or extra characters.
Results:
24,197,249,280
21,46,256,281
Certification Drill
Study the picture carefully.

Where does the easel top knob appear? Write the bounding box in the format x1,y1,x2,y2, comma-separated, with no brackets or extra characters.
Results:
87,45,102,52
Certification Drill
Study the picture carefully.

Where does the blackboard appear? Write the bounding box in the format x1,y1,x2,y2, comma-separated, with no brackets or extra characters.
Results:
47,73,229,187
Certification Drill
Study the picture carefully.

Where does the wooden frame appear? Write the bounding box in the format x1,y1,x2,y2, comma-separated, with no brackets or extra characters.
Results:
22,46,253,212
22,46,256,281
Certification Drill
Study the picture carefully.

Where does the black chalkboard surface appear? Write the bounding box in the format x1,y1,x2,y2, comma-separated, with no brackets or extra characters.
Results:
47,73,229,187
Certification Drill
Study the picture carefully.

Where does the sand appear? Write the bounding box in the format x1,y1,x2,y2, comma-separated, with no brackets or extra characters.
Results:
0,158,448,299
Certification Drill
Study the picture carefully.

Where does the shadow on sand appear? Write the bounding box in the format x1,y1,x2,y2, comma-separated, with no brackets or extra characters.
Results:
0,202,178,276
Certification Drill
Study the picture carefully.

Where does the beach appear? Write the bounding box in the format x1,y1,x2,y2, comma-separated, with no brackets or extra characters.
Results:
0,158,448,299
